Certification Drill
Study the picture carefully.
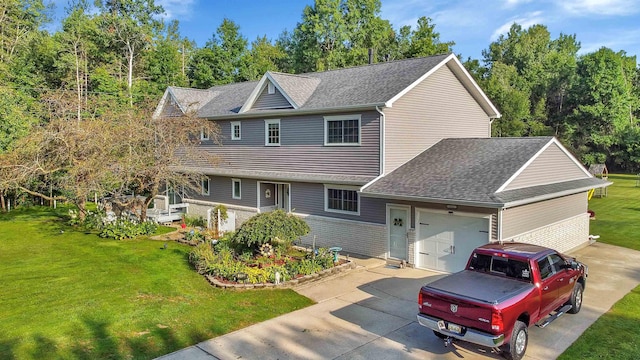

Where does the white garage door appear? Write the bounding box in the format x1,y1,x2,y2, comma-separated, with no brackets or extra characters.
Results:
416,211,490,272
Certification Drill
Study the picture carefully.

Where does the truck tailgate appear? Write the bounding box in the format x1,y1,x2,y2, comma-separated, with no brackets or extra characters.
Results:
420,270,535,333
425,270,534,305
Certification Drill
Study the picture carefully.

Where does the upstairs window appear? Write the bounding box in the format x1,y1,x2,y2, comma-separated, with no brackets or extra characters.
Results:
201,178,210,196
265,119,280,146
325,185,359,215
324,115,361,145
231,121,241,140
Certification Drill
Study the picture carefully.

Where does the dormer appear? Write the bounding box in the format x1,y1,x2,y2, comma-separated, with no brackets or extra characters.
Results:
239,72,320,113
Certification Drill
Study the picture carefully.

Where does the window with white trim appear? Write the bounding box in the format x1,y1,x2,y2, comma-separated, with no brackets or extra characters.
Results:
200,129,210,141
264,119,280,146
232,178,241,199
324,115,361,145
201,178,210,196
325,185,359,215
268,82,275,94
231,121,241,140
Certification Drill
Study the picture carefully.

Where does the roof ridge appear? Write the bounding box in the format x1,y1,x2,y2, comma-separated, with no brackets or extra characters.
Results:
169,86,213,92
300,52,452,76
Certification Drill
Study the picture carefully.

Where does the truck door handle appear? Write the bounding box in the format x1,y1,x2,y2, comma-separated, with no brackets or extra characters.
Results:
419,252,430,255
543,286,549,291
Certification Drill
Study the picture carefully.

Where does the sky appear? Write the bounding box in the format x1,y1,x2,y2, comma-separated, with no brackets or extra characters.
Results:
50,0,640,62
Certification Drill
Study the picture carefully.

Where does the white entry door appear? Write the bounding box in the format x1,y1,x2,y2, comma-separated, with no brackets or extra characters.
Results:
416,211,489,272
388,206,409,260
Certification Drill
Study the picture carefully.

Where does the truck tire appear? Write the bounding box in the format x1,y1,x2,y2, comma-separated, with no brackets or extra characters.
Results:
567,282,583,314
503,320,527,360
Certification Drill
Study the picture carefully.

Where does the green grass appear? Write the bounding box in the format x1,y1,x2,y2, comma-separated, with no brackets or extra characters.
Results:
559,174,640,360
586,174,640,250
0,206,313,359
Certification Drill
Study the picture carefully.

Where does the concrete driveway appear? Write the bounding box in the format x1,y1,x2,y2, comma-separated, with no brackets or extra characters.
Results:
157,242,640,360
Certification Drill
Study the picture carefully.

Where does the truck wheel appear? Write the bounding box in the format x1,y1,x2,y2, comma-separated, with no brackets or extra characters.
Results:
503,321,527,360
567,282,583,314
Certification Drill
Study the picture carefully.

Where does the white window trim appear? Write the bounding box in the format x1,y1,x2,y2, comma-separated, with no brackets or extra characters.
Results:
231,121,241,140
200,129,210,141
232,178,242,199
264,119,281,146
324,114,361,146
267,82,275,94
201,178,210,196
323,184,360,216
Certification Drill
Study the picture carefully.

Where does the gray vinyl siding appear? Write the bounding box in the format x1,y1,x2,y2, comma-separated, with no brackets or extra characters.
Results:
252,87,292,109
161,100,183,117
187,175,257,208
501,192,587,239
292,181,496,229
203,111,380,177
291,182,378,222
504,143,589,190
384,64,491,173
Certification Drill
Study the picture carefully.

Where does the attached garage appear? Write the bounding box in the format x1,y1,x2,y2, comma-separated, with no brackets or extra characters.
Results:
415,210,490,272
361,137,611,273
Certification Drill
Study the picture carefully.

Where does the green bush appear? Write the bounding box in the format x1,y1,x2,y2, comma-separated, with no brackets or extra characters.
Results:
99,217,158,240
184,215,206,227
231,210,310,251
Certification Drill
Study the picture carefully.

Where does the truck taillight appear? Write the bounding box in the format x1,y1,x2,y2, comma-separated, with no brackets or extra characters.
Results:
418,292,423,310
491,312,503,332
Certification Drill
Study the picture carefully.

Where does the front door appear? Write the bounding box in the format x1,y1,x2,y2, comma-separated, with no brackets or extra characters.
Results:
275,184,290,212
388,206,408,260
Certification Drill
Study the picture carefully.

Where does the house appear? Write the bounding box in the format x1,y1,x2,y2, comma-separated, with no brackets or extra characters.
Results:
154,53,610,272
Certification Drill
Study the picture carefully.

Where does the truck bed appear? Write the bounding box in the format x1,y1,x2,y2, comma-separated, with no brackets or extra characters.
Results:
424,270,535,305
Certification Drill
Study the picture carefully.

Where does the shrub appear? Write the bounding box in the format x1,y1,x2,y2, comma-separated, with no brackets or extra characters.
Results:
99,217,157,240
184,215,206,228
231,210,310,251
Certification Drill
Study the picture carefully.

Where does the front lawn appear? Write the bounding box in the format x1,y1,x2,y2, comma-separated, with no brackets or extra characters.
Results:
586,174,640,250
559,174,640,360
0,207,313,359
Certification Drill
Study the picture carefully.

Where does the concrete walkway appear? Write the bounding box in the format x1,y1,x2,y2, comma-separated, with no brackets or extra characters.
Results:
157,242,640,360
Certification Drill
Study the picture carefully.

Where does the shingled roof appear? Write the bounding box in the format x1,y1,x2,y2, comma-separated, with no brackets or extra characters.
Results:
156,53,500,119
361,137,610,208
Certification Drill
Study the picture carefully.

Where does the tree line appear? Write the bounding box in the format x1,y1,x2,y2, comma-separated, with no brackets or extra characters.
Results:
0,0,638,212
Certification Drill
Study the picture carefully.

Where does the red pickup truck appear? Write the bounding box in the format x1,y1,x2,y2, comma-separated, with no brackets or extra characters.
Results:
417,242,588,360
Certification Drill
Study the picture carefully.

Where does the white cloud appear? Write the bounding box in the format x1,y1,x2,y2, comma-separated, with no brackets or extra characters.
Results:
579,28,640,55
504,0,534,7
560,0,640,16
157,0,197,20
490,11,544,40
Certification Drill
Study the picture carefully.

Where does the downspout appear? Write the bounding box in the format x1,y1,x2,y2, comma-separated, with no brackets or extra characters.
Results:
497,208,504,243
376,106,385,175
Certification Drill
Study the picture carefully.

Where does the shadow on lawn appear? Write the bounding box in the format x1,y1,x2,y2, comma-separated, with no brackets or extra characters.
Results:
4,316,212,360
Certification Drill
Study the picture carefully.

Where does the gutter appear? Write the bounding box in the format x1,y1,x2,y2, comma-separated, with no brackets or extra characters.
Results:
360,181,613,209
201,103,387,120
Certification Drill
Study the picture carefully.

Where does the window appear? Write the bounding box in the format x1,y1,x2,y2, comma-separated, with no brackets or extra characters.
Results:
201,178,210,196
324,115,361,145
232,179,241,199
265,119,280,146
231,121,241,140
200,129,209,141
537,257,553,280
267,82,275,94
325,185,359,214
